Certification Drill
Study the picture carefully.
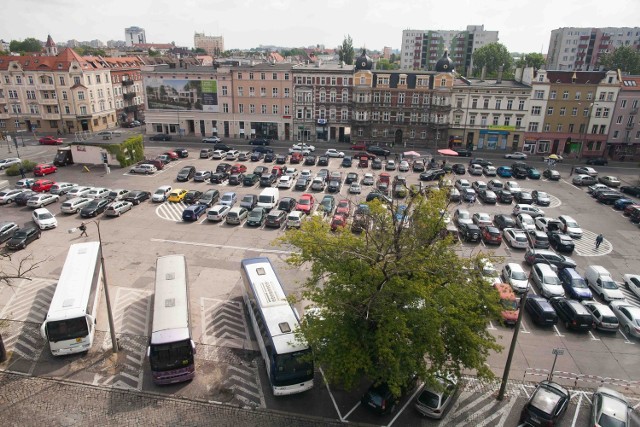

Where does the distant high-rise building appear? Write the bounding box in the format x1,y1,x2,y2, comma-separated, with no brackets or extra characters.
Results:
400,25,498,74
194,32,224,56
546,27,640,71
67,39,79,48
382,46,392,60
125,26,146,47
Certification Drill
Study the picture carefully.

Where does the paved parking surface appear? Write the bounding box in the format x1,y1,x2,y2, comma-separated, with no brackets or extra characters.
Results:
1,141,640,424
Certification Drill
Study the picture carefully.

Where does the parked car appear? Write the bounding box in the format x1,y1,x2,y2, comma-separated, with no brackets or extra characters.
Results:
586,157,608,166
15,178,35,189
620,185,640,197
105,200,134,217
286,210,307,228
152,185,172,203
519,381,569,426
548,232,575,254
495,189,513,204
149,134,172,141
123,190,151,205
493,214,516,230
80,198,110,217
582,300,619,332
502,263,529,293
6,226,41,250
503,228,529,249
27,193,59,208
38,136,63,145
557,215,583,238
33,163,57,176
585,265,625,303
414,374,458,419
496,166,513,178
265,209,287,228
207,204,231,222
0,188,25,204
543,168,561,180
14,190,38,206
458,222,481,242
194,170,212,182
220,192,237,207
32,207,57,230
527,229,550,249
609,301,640,339
575,166,598,177
49,182,77,196
525,296,559,326
0,222,19,243
550,297,593,331
524,248,577,270
130,164,157,175
225,207,248,225
167,189,188,203
531,190,551,206
590,387,631,427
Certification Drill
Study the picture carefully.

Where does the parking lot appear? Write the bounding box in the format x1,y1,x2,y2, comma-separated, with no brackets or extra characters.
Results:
1,140,640,425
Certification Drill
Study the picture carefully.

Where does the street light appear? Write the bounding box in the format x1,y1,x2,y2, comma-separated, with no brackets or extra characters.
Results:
68,220,118,354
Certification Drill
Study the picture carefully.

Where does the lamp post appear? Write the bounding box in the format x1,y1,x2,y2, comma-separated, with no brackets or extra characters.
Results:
497,286,529,401
69,220,118,354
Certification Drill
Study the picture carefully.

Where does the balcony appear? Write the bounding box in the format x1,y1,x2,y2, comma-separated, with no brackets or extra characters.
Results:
122,79,134,86
124,105,139,113
39,98,58,105
35,83,55,91
123,92,136,101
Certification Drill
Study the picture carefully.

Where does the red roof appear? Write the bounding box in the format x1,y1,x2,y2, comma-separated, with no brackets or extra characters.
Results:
0,47,107,71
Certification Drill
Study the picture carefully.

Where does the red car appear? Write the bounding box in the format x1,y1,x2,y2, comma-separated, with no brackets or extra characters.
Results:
481,226,503,245
31,179,56,193
330,214,347,231
164,151,179,160
336,200,351,216
39,136,63,145
623,204,640,217
296,193,315,214
290,152,304,164
33,163,57,176
230,163,247,174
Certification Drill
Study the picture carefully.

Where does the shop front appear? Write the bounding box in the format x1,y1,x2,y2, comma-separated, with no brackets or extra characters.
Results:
477,129,509,151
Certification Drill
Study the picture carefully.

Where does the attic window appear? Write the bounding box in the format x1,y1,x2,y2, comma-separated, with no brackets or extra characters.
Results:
57,64,62,69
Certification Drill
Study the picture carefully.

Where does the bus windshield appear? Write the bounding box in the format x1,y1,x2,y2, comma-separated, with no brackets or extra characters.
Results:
272,349,314,386
149,339,194,372
46,317,89,342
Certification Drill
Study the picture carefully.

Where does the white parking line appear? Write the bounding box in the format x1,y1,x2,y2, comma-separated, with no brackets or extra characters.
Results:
150,238,294,255
588,331,601,341
553,325,564,337
618,329,635,344
488,321,497,330
570,393,583,427
387,384,423,426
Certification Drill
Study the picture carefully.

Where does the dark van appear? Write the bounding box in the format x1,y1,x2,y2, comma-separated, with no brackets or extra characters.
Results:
550,298,594,331
525,296,558,326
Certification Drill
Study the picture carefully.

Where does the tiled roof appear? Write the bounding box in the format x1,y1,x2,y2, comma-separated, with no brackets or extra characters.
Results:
621,76,640,91
0,47,106,71
546,70,606,84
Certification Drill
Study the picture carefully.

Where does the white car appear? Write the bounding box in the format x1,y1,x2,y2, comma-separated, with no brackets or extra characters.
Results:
582,300,619,332
300,169,312,179
107,189,129,201
398,160,410,172
32,207,57,230
589,274,625,302
483,165,497,176
623,274,640,299
15,178,35,189
587,183,610,194
277,176,293,189
286,210,306,228
513,204,545,218
284,167,298,179
516,213,536,231
454,208,473,226
129,164,157,174
27,193,59,208
325,149,344,158
310,177,325,191
502,263,529,293
362,173,375,186
504,152,528,160
505,181,522,194
291,143,315,153
0,157,21,169
558,215,583,239
202,136,221,143
152,185,172,203
349,182,362,194
0,188,24,204
610,301,640,339
220,192,237,207
49,182,78,195
225,150,240,160
66,186,93,199
487,179,503,191
211,150,225,159
207,204,231,221
503,228,529,249
86,187,110,199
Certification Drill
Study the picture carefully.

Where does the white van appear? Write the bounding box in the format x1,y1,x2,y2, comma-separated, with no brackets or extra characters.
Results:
152,185,172,203
257,188,279,211
585,265,625,302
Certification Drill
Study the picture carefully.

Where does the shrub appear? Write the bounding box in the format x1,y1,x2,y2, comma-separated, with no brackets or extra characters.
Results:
4,160,36,176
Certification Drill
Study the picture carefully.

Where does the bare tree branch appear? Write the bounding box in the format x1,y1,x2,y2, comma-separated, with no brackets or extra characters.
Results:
0,251,49,286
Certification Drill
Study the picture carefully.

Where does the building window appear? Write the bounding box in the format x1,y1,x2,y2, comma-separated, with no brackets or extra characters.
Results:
59,76,65,85
440,77,447,87
562,91,569,99
571,107,578,116
284,105,290,115
249,72,254,80
515,117,522,128
534,90,544,99
250,104,255,114
412,93,419,105
557,123,563,132
384,92,391,103
284,73,289,80
373,92,380,103
73,76,80,85
221,86,228,96
469,115,476,126
342,89,348,102
603,107,610,118
506,99,513,110
261,104,266,114
528,122,539,132
238,104,244,113
595,107,602,118
544,123,550,132
559,107,566,116
472,98,478,108
616,115,623,124
238,87,244,96
284,88,290,98
547,106,554,115
613,130,619,138
64,105,70,114
296,108,303,119
504,116,511,126
549,90,556,100
483,98,490,109
492,115,499,125
248,87,255,97
260,73,266,80
330,108,336,120
620,99,627,108
383,112,390,122
575,91,581,100
272,87,278,98
495,99,502,109
518,100,525,110
421,130,427,139
272,73,277,80
80,106,87,115
480,116,488,126
531,106,541,115
398,93,405,104
260,87,266,97
586,91,593,100
78,91,85,100
96,75,101,84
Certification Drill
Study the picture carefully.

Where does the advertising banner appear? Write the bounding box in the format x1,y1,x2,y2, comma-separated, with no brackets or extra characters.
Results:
144,78,218,112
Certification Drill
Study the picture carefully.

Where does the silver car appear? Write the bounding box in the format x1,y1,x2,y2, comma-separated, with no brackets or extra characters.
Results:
414,374,458,419
27,193,59,208
610,301,640,339
591,387,631,427
105,200,133,217
531,263,564,298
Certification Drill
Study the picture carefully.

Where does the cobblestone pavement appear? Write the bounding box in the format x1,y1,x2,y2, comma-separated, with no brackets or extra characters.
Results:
0,372,345,427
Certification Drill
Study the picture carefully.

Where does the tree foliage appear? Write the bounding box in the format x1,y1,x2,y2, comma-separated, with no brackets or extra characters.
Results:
74,46,107,57
376,59,398,70
9,38,42,53
337,35,355,65
279,190,503,396
516,53,545,70
472,43,513,78
599,46,640,75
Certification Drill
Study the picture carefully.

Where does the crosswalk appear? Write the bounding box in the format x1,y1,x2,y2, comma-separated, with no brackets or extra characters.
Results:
573,229,613,256
155,201,189,221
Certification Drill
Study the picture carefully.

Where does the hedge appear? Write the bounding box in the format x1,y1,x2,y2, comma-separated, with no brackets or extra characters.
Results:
4,160,36,176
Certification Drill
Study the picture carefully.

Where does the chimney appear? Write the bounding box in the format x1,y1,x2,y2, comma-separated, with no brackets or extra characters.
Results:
480,65,486,81
496,65,503,84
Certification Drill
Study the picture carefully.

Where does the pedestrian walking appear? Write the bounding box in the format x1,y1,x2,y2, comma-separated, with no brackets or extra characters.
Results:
595,233,603,250
19,167,25,179
79,222,88,237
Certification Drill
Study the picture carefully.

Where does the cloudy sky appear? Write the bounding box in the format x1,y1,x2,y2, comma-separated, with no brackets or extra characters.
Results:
4,0,640,53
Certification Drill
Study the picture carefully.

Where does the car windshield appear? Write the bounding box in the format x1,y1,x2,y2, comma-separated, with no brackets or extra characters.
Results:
537,192,548,198
298,199,310,205
572,279,588,288
531,386,564,413
459,212,470,219
596,413,627,427
601,280,618,290
417,389,441,408
248,211,262,219
511,270,527,280
38,212,53,220
543,276,560,285
566,221,578,228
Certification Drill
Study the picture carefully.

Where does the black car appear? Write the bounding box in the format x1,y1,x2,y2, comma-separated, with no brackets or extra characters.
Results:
548,232,575,253
420,169,446,181
176,166,196,182
371,158,383,169
459,223,481,242
275,154,288,164
216,163,232,173
453,148,473,157
123,190,151,205
494,189,513,204
345,172,359,184
511,162,528,179
341,156,353,167
520,381,569,426
597,191,623,205
327,179,341,193
213,143,233,152
14,190,38,206
80,198,110,218
451,163,466,174
317,155,329,166
367,146,391,157
149,134,172,141
173,148,189,158
412,161,425,172
249,138,271,146
6,226,41,250
365,191,392,204
228,173,245,185
264,152,276,163
361,376,417,415
210,172,229,184
550,298,594,331
243,173,260,186
524,248,577,269
478,189,497,204
183,190,203,205
514,191,533,204
493,214,516,229
469,158,492,167
253,166,269,176
250,151,264,161
295,177,310,190
620,185,640,197
246,207,267,227
304,155,317,165
260,173,276,187
265,209,287,228
198,189,220,207
525,296,559,326
277,197,297,213
586,157,608,166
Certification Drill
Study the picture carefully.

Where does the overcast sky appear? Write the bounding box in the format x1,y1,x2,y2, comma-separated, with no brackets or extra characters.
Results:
4,0,640,53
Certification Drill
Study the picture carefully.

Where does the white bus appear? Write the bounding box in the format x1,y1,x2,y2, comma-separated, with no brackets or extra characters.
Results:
240,257,314,395
147,254,196,385
40,241,102,356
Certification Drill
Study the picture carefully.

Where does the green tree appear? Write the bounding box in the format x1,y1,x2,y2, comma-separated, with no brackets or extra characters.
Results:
148,48,160,57
376,58,398,70
599,46,640,74
9,38,42,53
522,53,545,69
337,35,355,65
279,192,503,396
193,47,207,54
472,42,513,78
74,46,106,57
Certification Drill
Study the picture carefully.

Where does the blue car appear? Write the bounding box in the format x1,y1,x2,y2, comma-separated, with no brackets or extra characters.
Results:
614,198,634,210
557,268,592,300
527,167,541,180
496,166,513,178
182,204,207,221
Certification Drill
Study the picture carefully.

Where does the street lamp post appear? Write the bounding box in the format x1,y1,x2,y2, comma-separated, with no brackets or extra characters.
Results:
497,287,529,401
69,220,118,353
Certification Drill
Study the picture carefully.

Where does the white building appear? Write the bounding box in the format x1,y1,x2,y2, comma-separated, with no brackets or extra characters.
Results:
125,26,146,47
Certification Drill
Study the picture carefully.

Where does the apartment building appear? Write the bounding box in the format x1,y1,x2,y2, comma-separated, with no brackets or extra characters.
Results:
401,25,498,73
194,33,224,56
546,27,640,71
0,47,117,136
608,75,640,159
96,56,146,124
125,26,146,47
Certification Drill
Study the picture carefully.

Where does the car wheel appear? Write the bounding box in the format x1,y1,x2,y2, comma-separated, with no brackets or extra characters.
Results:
625,325,631,336
565,321,571,329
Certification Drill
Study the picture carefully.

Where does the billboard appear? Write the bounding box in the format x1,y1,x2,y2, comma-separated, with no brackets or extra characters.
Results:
144,78,218,112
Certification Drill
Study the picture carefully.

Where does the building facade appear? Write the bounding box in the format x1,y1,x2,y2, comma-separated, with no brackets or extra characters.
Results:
194,33,224,56
401,25,498,73
125,26,146,47
0,47,117,137
607,75,640,159
292,62,354,143
546,27,640,71
97,56,146,124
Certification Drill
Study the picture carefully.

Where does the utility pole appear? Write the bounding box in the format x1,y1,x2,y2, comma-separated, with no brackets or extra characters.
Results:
497,287,529,400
